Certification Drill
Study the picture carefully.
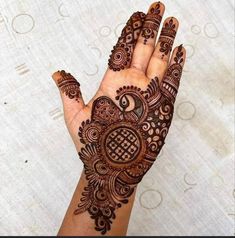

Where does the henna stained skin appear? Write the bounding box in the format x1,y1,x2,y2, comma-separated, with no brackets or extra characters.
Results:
141,2,162,44
161,44,184,103
108,12,145,71
57,70,81,102
159,18,177,58
74,47,185,235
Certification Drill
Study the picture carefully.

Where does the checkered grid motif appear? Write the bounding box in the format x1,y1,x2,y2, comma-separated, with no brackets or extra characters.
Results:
106,127,139,163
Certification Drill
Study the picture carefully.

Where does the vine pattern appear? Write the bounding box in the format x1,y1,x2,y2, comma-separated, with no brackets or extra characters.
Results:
159,18,177,58
74,46,184,234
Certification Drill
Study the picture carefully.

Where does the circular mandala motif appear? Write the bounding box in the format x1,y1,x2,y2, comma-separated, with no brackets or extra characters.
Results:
100,123,144,169
65,85,81,99
168,64,182,79
142,28,153,39
94,161,109,175
79,121,102,144
109,43,130,71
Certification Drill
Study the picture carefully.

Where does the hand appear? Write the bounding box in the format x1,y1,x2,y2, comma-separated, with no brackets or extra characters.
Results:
53,2,186,235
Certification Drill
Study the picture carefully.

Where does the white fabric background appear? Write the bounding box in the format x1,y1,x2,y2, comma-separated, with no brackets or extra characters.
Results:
0,0,234,235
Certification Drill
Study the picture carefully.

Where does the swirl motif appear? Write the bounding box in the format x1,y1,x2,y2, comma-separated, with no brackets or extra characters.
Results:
109,44,130,71
159,18,177,58
167,64,182,79
159,39,173,55
79,120,102,144
142,121,151,131
108,12,145,71
74,46,184,234
75,82,173,234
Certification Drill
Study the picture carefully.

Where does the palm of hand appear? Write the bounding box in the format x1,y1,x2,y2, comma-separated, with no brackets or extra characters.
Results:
53,2,185,235
76,73,174,224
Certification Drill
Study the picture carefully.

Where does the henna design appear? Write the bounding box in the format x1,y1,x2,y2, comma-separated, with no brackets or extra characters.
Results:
159,18,177,58
141,3,162,44
78,120,102,144
108,12,145,71
161,45,184,102
75,47,184,234
57,70,81,102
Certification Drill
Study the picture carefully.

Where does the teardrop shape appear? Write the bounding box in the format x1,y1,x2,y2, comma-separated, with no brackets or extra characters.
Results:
120,95,130,110
149,128,154,135
153,135,159,141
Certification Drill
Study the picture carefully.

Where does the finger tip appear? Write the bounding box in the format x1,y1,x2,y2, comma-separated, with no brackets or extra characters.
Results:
173,44,186,55
149,2,165,14
180,44,187,57
160,2,166,12
179,45,187,64
165,16,179,28
158,1,165,11
52,70,61,81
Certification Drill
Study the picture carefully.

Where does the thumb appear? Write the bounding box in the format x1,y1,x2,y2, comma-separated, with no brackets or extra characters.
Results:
52,70,85,123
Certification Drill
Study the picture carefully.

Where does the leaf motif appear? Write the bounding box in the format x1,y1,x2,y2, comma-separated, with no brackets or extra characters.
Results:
145,77,160,99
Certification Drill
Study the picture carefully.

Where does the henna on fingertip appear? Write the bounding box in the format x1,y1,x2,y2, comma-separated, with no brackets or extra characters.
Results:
57,70,82,102
141,1,165,45
75,78,174,234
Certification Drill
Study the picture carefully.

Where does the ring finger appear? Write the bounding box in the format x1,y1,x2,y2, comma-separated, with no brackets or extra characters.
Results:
147,17,179,81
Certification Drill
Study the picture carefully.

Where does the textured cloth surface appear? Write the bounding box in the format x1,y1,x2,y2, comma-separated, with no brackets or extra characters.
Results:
0,0,234,235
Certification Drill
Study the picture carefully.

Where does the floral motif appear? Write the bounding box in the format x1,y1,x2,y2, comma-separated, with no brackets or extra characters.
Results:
74,47,184,235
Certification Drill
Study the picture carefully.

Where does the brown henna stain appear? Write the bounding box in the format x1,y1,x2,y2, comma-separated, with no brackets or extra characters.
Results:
161,44,184,103
108,12,145,71
57,70,81,102
141,2,162,45
74,48,185,234
159,18,177,58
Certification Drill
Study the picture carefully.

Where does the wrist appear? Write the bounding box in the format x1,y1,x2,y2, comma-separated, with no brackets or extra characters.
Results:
58,169,137,236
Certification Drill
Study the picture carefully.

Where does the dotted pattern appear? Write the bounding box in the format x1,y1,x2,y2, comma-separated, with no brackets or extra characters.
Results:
0,0,233,236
